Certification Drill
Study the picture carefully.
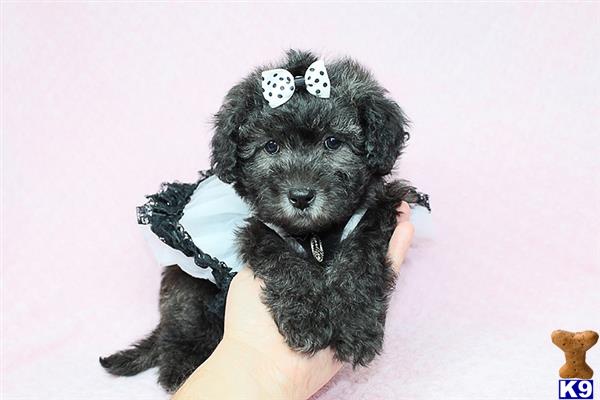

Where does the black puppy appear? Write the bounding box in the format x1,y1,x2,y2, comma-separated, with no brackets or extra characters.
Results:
100,50,427,392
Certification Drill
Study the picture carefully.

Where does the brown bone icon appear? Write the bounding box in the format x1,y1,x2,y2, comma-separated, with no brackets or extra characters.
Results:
551,330,599,379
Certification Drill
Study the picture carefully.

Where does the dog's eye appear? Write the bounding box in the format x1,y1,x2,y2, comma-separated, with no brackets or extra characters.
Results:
264,140,280,154
324,136,342,150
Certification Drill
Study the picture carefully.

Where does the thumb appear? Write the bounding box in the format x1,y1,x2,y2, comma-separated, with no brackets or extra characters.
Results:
387,201,415,273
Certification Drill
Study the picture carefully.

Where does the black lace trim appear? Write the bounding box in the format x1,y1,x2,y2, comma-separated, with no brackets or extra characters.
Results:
136,169,235,315
416,192,431,212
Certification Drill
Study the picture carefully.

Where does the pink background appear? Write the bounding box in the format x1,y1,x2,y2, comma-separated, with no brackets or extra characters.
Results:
2,3,599,399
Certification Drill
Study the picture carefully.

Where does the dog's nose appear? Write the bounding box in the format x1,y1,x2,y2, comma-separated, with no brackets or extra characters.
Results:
288,188,316,210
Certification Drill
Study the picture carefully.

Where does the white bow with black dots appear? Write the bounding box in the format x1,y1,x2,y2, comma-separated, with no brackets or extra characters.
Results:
261,60,331,108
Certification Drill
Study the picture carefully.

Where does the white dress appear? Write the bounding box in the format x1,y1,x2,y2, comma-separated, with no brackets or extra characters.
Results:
137,171,432,284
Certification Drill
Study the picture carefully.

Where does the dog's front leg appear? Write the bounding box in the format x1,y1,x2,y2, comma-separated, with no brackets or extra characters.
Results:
237,218,333,354
326,181,411,366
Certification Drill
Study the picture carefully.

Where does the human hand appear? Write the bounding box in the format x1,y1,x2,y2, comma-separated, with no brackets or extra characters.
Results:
173,201,415,400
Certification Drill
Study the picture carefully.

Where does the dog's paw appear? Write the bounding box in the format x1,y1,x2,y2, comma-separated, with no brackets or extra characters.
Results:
281,322,332,355
272,306,333,355
98,347,154,376
332,333,383,367
99,351,146,377
157,362,195,394
328,306,386,367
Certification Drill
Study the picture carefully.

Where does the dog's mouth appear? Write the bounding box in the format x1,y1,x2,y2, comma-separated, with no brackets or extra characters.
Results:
279,192,324,228
256,191,350,235
252,181,360,235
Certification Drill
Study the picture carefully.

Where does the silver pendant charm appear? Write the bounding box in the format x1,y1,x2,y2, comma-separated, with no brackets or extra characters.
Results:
310,235,324,263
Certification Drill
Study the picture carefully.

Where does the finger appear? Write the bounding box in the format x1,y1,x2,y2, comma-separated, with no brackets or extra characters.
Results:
388,209,414,273
396,201,411,224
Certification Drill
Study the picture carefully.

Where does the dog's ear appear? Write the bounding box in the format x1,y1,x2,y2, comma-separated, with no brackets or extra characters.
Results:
211,81,257,183
358,92,409,175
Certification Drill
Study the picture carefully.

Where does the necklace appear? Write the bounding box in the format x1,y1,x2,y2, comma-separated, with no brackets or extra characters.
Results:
310,235,324,263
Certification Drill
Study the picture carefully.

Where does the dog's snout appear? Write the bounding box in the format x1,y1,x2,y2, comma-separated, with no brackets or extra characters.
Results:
287,188,316,210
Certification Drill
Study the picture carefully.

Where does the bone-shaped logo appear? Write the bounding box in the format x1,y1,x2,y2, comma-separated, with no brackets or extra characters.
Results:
552,329,598,379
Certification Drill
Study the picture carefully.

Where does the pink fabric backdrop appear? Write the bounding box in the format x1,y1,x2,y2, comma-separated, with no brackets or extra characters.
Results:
2,3,599,399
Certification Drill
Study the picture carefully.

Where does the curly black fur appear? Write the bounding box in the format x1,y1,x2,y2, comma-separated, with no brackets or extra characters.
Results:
101,50,425,392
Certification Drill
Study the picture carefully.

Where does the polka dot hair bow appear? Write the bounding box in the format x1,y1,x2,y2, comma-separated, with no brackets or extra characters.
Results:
261,60,331,108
